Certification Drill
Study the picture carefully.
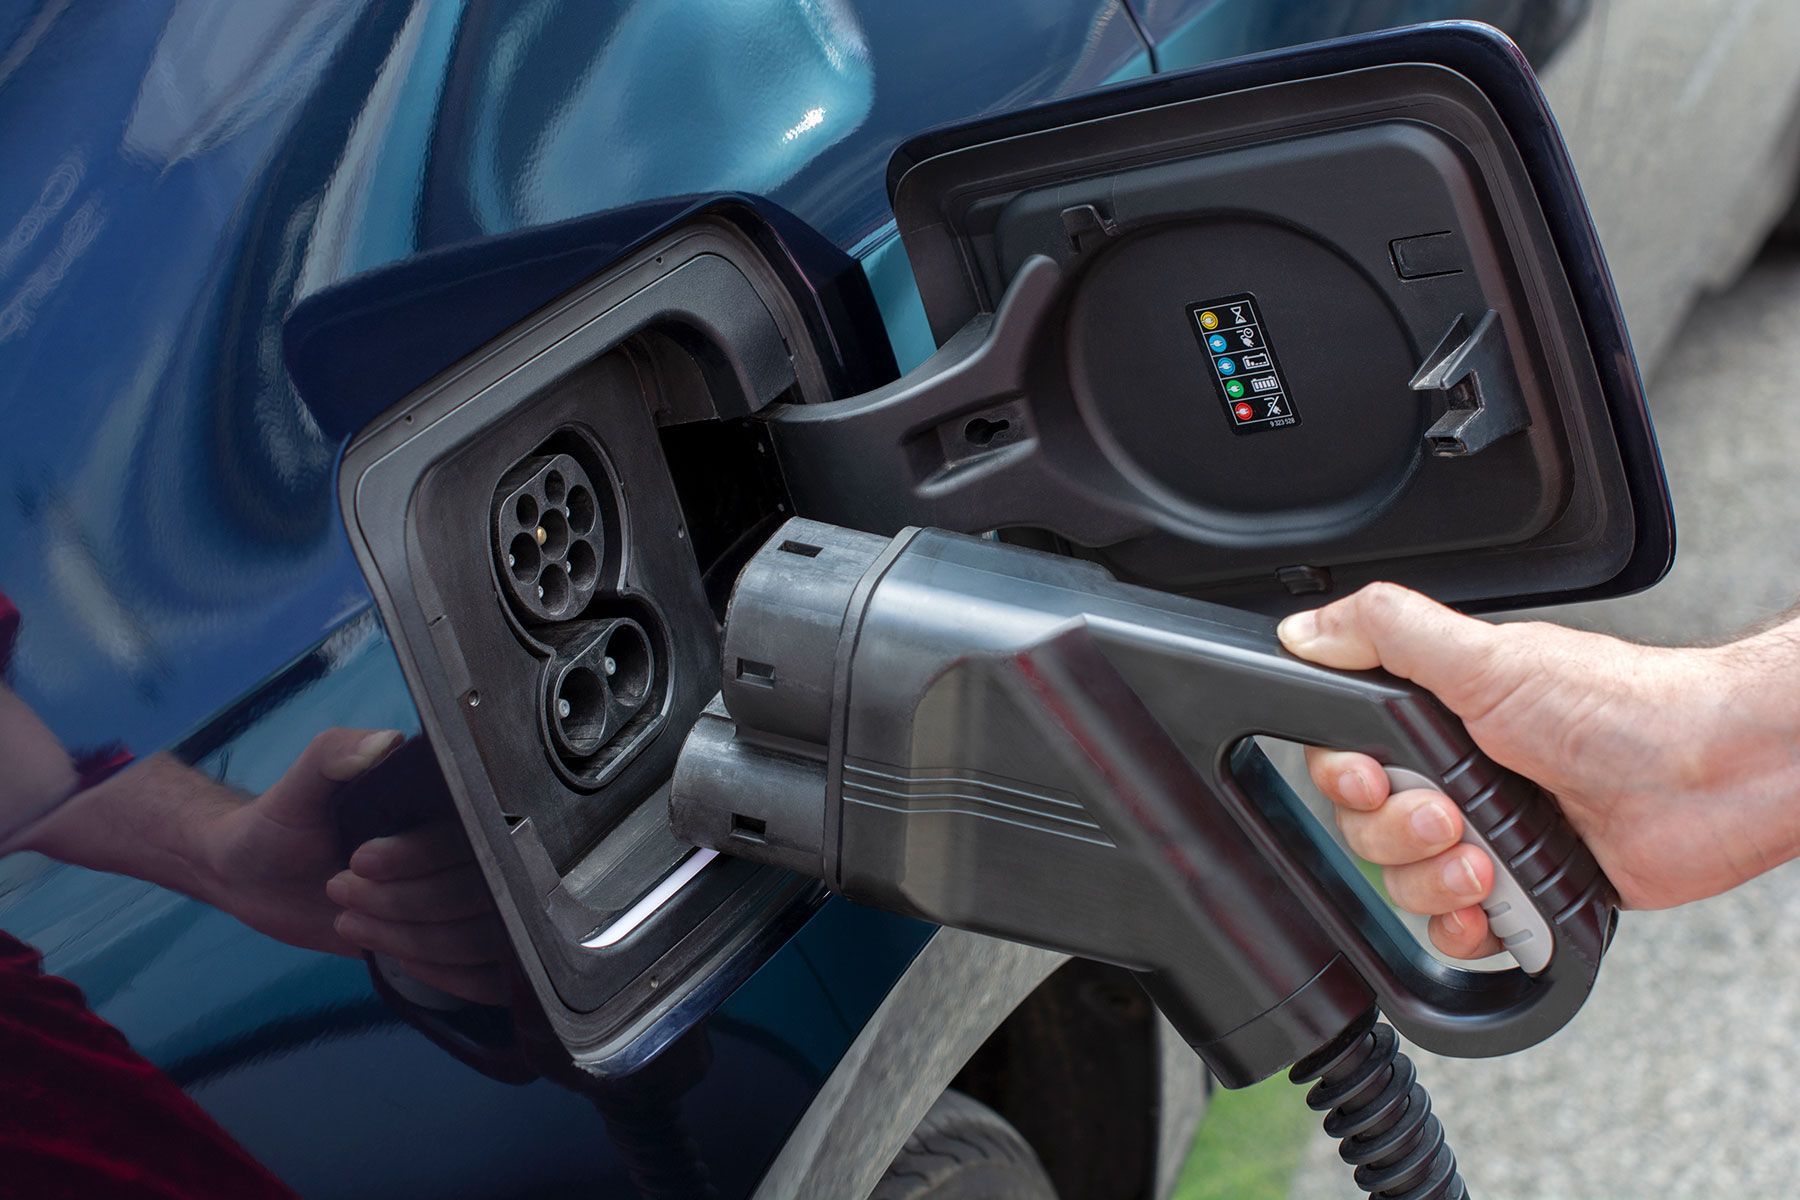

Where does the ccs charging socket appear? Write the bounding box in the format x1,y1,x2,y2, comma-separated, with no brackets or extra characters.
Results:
487,436,672,790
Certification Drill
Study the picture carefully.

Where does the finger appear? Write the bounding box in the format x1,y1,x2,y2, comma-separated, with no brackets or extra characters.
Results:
256,729,404,826
1305,747,1391,812
327,862,494,923
1336,788,1464,865
1429,907,1505,961
1276,583,1502,713
349,820,474,881
1381,844,1493,916
384,957,511,1007
319,729,406,783
334,910,508,967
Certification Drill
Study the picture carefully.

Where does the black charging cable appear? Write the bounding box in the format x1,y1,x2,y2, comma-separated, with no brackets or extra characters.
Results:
1291,1009,1469,1200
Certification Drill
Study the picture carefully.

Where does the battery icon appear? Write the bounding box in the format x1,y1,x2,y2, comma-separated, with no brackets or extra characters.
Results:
1241,351,1271,370
1250,374,1280,393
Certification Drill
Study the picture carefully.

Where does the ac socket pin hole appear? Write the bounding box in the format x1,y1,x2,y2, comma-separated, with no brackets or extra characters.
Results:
539,563,570,615
567,539,599,589
539,508,570,558
567,485,596,536
509,533,541,583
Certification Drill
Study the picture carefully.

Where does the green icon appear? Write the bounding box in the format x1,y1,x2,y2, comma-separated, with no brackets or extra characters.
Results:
1225,379,1245,399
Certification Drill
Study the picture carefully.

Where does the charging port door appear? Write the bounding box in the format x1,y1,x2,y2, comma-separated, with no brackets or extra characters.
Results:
764,23,1671,614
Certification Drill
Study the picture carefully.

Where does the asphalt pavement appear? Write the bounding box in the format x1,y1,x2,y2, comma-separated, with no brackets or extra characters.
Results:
1287,243,1800,1199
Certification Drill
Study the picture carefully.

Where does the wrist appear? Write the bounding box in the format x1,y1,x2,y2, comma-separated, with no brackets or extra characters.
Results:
21,753,241,905
1688,631,1800,869
159,760,242,908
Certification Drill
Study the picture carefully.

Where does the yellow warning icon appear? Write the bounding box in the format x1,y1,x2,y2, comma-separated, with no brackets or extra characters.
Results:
1198,310,1219,330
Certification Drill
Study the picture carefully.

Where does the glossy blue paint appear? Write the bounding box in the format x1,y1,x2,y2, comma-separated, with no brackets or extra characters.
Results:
0,3,1592,1194
0,0,1146,768
0,2,1140,1193
1127,0,1588,70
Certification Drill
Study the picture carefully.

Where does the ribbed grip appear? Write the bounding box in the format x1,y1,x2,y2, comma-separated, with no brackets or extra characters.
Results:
1433,745,1615,974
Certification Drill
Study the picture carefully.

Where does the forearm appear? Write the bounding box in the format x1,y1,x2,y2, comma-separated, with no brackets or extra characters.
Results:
1696,611,1800,873
10,753,239,904
0,685,81,847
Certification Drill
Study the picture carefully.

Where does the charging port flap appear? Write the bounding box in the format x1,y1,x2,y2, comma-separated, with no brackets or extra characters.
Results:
764,23,1672,615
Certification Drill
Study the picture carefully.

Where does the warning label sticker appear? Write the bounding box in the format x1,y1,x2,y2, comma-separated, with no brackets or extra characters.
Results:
1189,293,1300,434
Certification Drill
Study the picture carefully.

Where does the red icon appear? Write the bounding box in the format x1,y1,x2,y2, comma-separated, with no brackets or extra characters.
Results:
1232,401,1255,421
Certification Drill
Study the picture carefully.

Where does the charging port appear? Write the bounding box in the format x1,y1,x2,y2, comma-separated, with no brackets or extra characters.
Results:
545,616,663,775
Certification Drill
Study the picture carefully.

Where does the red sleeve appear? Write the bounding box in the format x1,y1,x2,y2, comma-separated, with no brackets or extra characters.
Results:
0,590,18,676
0,932,297,1199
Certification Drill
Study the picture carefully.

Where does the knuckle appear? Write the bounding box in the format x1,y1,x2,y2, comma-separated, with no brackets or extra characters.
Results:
1339,817,1380,863
1308,750,1350,796
1353,582,1412,632
306,728,348,757
1385,861,1453,914
1310,594,1363,639
1363,806,1425,866
1380,866,1422,911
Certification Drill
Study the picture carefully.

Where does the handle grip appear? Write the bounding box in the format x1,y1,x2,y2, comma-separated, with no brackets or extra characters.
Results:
1201,652,1620,1056
1383,765,1550,973
1061,603,1625,1056
1359,699,1614,985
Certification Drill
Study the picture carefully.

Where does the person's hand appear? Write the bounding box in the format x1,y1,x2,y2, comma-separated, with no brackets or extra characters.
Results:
196,729,511,1004
1277,584,1800,960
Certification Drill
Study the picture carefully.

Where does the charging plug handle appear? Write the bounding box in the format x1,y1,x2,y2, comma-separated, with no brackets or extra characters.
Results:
671,519,1616,1075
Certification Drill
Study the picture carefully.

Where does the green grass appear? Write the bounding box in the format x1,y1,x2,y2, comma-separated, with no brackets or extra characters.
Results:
1172,1072,1315,1200
1169,794,1390,1199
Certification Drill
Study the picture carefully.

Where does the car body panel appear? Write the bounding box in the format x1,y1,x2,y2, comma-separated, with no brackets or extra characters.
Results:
2,1,1790,1196
0,3,1145,1193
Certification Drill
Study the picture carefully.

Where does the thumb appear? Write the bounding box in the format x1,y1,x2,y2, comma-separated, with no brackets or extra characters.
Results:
1276,583,1502,715
257,728,403,826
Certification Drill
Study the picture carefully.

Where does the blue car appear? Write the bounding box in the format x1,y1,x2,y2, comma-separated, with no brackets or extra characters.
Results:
3,3,1796,1197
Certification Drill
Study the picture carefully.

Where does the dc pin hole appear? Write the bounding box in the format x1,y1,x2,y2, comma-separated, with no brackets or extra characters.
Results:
554,665,609,751
602,624,653,705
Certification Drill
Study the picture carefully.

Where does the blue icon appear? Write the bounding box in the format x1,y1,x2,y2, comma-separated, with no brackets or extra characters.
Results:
1207,333,1228,353
1216,356,1237,376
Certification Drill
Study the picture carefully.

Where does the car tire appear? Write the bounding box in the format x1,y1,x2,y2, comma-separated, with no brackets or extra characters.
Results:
870,1090,1059,1200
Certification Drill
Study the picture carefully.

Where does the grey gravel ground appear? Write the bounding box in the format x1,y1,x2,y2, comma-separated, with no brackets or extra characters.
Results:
1288,244,1800,1199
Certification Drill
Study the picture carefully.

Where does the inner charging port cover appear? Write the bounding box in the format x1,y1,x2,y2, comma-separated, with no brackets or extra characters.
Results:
884,24,1671,613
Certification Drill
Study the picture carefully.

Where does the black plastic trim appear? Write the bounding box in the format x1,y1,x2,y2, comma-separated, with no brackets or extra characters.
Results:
335,215,832,1070
886,21,1672,612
